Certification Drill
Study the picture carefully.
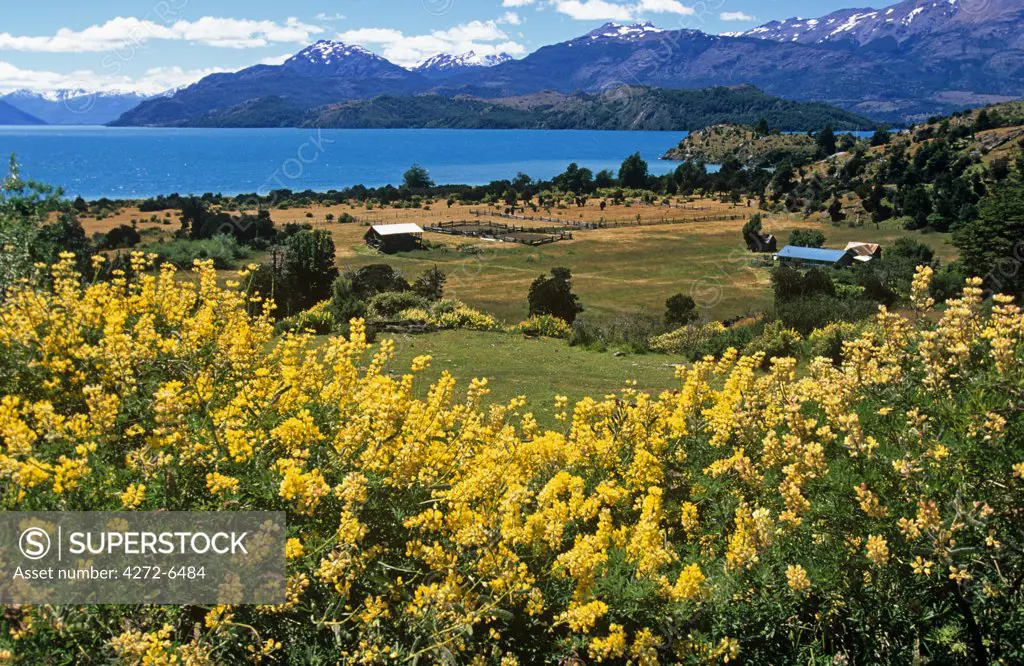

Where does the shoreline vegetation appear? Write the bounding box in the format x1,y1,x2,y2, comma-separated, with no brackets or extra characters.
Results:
146,86,877,132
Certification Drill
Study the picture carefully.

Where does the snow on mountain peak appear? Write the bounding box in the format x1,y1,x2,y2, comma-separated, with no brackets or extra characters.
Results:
585,21,665,42
3,88,146,102
736,0,971,46
290,40,381,66
414,51,513,72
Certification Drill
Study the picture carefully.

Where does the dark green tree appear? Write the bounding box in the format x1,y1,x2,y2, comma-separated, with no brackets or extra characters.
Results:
503,188,519,211
412,266,446,302
282,230,339,313
35,213,91,274
347,264,410,301
402,164,434,190
619,152,650,190
869,129,891,147
0,156,69,292
755,118,770,137
97,224,141,250
665,293,698,328
742,213,763,238
789,229,826,248
990,158,1010,182
553,163,595,195
816,124,837,157
528,267,583,324
899,184,932,230
954,181,1024,296
828,198,846,223
329,274,367,334
595,169,616,189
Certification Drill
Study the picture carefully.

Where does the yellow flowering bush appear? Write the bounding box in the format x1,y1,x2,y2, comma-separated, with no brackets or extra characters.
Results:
649,321,727,354
274,299,334,335
0,256,1022,664
512,314,574,339
399,297,499,331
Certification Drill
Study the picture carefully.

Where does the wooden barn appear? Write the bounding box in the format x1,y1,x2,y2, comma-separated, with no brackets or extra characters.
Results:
365,223,424,253
745,230,778,253
845,242,883,263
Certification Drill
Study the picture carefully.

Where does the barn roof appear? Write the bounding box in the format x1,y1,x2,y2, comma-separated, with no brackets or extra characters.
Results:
777,246,851,263
370,223,424,236
845,242,881,256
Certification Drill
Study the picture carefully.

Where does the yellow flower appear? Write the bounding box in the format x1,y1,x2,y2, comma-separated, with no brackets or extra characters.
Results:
949,566,972,584
680,501,699,534
671,563,706,602
120,483,146,509
865,535,889,566
786,564,811,593
285,538,305,560
911,557,933,577
558,599,608,633
589,624,627,662
205,472,240,496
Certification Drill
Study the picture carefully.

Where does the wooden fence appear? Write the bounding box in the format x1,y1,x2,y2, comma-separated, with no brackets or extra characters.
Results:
424,220,572,246
468,208,746,230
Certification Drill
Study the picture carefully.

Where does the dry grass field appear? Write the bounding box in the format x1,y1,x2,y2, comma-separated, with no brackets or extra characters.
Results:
80,197,957,323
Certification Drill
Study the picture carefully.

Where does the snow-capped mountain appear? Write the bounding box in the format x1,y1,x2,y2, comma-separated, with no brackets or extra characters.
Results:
114,40,424,126
738,0,1021,47
413,52,513,77
113,1,1024,128
0,89,150,125
581,21,666,42
282,40,397,76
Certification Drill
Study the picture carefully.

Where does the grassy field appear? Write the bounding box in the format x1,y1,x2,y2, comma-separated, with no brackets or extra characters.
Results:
82,198,957,323
384,329,679,426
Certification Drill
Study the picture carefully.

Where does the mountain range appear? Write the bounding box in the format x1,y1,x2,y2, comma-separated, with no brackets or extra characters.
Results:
0,100,45,125
177,85,875,132
0,89,151,125
70,0,1024,128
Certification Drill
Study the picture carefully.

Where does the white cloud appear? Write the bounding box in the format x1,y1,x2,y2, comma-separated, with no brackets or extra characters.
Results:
0,16,324,53
637,0,694,15
257,53,294,66
337,17,526,67
503,0,535,6
553,0,635,21
0,53,307,96
551,0,695,21
0,60,236,95
315,13,347,21
720,11,756,22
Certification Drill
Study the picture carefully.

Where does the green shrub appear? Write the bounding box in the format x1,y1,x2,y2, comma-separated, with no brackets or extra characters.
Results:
146,234,251,269
367,291,429,320
569,312,663,353
775,294,877,335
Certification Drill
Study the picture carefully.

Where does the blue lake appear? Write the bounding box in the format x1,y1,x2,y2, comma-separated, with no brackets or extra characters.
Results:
0,127,689,200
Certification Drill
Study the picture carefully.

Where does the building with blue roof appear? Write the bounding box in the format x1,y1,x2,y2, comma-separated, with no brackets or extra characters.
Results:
775,245,855,268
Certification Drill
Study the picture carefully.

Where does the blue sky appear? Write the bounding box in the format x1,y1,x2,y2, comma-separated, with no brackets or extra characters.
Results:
0,0,883,94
